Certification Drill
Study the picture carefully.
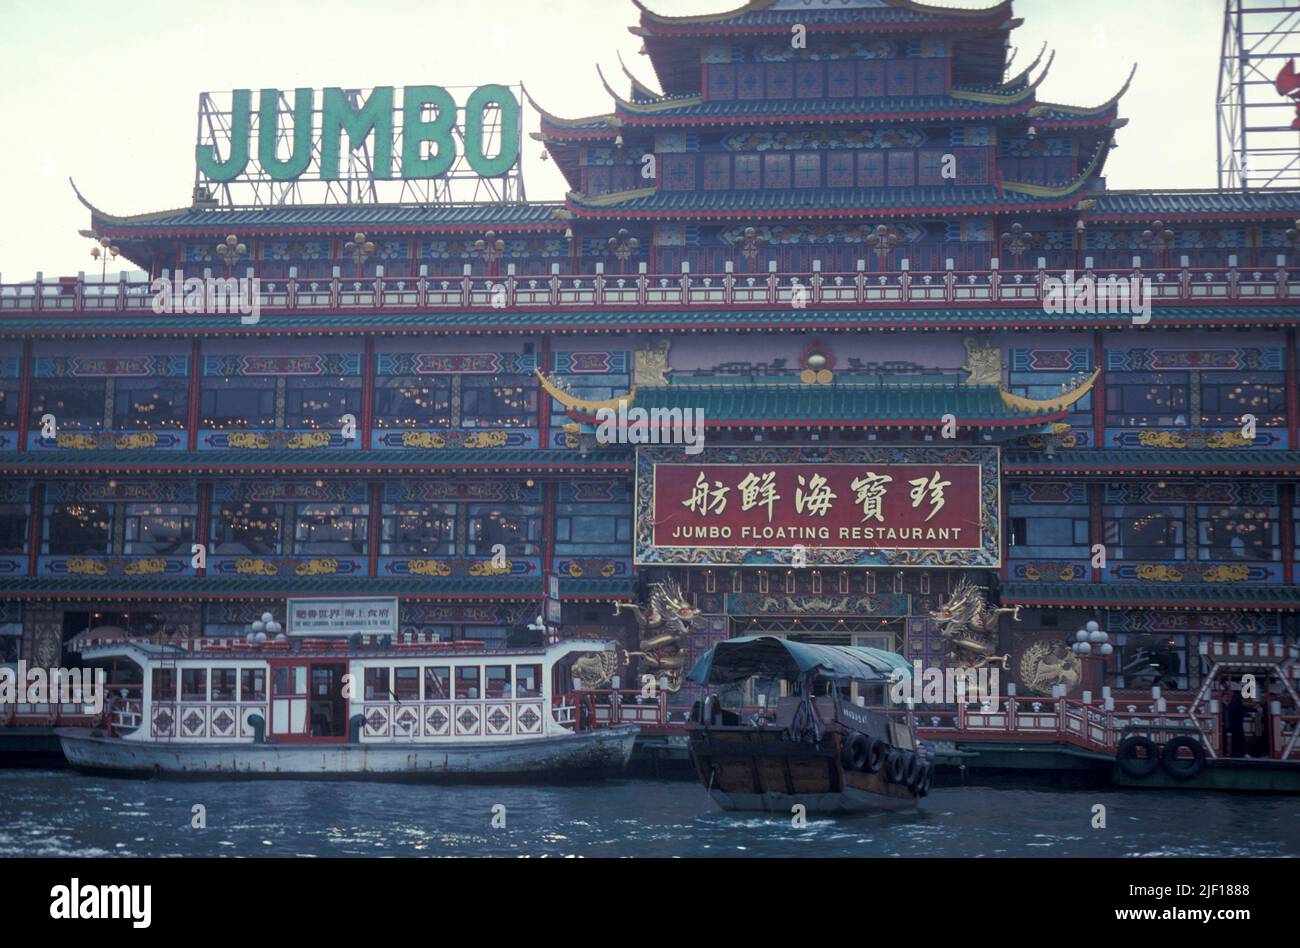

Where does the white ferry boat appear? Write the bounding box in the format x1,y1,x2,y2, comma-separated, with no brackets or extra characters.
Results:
56,626,637,780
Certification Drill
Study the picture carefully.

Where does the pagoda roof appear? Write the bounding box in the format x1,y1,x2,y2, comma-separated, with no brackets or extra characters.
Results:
618,50,664,103
633,0,1016,95
4,305,1296,340
538,372,1098,430
565,183,1090,220
74,180,565,240
0,448,633,477
1003,449,1300,477
1000,582,1300,613
608,91,1038,126
0,574,634,603
631,0,1013,29
1085,188,1300,223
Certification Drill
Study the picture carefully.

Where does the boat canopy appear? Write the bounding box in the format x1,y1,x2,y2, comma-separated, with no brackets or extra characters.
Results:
686,636,913,686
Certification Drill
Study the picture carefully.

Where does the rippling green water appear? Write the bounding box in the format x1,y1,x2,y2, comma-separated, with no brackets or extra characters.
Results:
1,770,1297,857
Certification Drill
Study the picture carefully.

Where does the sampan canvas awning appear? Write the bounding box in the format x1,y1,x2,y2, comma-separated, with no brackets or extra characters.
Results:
687,635,912,686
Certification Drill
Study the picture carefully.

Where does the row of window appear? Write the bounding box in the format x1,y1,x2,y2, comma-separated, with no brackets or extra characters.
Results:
152,664,544,703
15,375,538,432
8,371,1287,432
1010,506,1286,561
8,501,1283,560
7,502,542,557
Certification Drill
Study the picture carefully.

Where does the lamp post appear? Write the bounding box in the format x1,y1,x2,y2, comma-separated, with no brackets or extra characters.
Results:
606,229,640,275
865,224,900,268
1072,619,1112,696
215,234,247,274
90,237,119,283
1000,222,1034,269
1138,220,1175,267
474,230,506,277
737,226,765,268
1284,219,1300,256
245,611,285,645
345,232,376,279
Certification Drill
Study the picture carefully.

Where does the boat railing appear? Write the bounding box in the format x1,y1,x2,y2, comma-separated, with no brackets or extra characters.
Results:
3,262,1297,318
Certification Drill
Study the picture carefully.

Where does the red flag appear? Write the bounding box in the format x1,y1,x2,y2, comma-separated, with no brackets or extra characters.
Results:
1277,58,1300,97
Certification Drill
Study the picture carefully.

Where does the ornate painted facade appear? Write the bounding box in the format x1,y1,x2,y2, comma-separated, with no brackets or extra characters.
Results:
1,0,1298,706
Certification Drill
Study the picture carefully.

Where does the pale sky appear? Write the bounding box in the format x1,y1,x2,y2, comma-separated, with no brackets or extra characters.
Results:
0,0,1229,280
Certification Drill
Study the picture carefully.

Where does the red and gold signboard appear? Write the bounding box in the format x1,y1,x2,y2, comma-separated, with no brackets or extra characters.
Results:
634,446,1000,568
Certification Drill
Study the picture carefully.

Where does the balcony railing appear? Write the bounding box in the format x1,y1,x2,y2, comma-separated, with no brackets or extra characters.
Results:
2,262,1298,317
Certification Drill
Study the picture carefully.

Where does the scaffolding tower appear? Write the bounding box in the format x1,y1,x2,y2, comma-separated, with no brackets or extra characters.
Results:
1217,0,1300,189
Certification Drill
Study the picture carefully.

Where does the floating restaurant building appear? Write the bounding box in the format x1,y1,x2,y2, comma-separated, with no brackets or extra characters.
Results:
1,0,1298,725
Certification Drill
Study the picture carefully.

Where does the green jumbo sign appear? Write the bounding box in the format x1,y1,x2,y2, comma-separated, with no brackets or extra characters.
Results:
196,85,521,183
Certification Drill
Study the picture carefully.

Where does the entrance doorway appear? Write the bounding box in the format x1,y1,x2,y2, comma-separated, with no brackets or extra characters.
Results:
309,664,347,738
271,662,347,741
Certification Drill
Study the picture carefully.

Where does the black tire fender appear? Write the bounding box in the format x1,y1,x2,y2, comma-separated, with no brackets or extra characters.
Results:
1116,735,1162,778
841,732,870,771
902,751,921,788
864,739,888,774
885,748,907,784
1160,736,1207,780
914,761,933,797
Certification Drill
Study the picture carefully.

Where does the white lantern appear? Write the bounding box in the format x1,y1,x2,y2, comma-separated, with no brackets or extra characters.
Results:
261,612,274,624
266,620,282,636
254,630,268,644
245,631,256,644
1075,628,1089,642
1076,641,1092,655
1098,643,1114,656
1089,629,1107,644
1085,620,1100,633
251,620,265,634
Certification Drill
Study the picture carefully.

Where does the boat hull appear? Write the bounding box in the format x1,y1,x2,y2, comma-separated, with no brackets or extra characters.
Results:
707,786,917,815
689,726,919,814
57,726,639,782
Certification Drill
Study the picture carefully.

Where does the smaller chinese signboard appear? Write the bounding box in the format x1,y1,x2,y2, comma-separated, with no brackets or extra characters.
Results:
634,445,1001,568
287,597,399,636
544,570,562,625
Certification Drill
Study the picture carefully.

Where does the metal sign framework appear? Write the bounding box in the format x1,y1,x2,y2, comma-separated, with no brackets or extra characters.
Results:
1217,0,1300,189
194,85,527,209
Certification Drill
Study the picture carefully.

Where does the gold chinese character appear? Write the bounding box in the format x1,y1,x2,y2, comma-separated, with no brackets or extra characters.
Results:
682,472,729,516
908,470,952,522
794,473,837,518
738,471,781,522
850,472,893,523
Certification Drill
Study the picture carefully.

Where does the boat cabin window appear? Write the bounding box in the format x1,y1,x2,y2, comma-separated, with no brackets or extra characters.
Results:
394,667,420,701
364,668,390,701
516,665,541,698
241,669,266,702
485,665,511,699
211,668,237,701
181,668,208,702
152,668,177,702
424,666,450,701
273,666,307,697
456,666,480,700
859,683,886,707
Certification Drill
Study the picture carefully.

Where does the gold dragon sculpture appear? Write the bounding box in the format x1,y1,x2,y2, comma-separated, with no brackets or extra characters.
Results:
612,581,701,693
928,578,1020,670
